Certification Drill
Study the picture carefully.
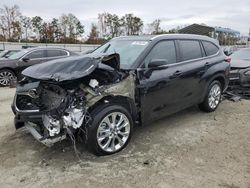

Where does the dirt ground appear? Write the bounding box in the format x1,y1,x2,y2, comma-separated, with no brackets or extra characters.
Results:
0,87,249,188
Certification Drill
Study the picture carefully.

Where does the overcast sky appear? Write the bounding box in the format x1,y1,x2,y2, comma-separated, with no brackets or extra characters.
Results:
1,0,250,36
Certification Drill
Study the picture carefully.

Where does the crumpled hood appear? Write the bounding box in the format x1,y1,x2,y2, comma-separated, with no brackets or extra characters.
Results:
22,53,120,81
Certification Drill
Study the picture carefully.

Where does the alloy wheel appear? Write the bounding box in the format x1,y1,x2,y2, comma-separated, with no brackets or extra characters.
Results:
0,70,16,86
97,112,131,153
208,84,221,109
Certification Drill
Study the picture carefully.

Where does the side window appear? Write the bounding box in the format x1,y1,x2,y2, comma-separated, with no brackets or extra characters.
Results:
202,41,219,56
47,50,68,58
179,40,202,61
144,40,177,67
25,50,45,59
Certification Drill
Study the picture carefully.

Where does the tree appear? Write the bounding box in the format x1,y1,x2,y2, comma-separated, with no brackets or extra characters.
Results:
147,19,162,34
0,5,22,41
75,20,84,42
21,16,32,42
58,13,84,43
105,13,123,38
121,14,143,35
51,18,61,42
31,16,43,41
98,13,108,38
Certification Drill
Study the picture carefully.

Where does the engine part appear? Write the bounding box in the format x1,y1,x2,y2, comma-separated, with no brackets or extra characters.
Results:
89,79,99,88
63,108,85,129
42,114,61,136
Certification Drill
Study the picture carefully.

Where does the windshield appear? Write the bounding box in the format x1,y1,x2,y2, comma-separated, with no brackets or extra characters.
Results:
8,50,28,60
230,49,250,60
93,40,149,68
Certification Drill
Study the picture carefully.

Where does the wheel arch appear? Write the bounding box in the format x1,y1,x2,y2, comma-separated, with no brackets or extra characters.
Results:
88,95,138,123
0,67,18,77
200,73,227,103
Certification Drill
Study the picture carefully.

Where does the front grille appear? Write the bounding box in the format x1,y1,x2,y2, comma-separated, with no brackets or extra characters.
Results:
15,94,40,112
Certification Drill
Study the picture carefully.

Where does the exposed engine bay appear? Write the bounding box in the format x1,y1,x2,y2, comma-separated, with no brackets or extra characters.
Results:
13,53,136,147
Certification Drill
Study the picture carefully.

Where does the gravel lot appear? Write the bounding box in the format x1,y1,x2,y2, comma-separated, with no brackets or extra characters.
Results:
0,87,249,188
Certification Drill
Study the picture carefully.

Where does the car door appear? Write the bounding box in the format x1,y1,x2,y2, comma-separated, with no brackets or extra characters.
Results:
18,50,47,71
137,40,186,124
137,39,206,125
176,39,207,106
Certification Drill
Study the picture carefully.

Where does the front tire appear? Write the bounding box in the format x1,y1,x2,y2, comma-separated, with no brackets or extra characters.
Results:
199,80,222,112
86,104,133,156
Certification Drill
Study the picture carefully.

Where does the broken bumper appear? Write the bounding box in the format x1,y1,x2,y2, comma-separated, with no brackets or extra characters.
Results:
12,104,67,147
25,122,66,147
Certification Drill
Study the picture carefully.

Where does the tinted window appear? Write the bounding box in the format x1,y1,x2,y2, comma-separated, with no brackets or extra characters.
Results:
144,40,176,67
179,40,202,61
202,41,219,56
26,50,45,59
47,50,68,57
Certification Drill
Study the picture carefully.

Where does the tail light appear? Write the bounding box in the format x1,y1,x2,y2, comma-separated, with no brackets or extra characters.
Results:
224,56,231,63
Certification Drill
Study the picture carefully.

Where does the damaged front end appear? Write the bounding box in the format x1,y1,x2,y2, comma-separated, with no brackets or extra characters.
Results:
12,53,136,147
226,67,250,100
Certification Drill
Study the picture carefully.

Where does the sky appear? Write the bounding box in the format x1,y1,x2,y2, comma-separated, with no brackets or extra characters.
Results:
1,0,250,36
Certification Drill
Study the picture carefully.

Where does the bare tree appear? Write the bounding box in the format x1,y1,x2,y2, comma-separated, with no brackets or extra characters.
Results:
121,14,143,35
21,16,32,42
147,19,162,34
98,13,108,38
31,16,43,41
0,5,22,41
59,13,84,43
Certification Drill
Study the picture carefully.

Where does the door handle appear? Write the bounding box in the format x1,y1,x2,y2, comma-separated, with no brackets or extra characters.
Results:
205,62,210,68
170,71,182,79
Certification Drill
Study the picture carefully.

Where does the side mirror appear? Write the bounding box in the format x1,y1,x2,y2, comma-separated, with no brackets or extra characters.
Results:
22,57,30,62
148,59,168,69
143,59,169,78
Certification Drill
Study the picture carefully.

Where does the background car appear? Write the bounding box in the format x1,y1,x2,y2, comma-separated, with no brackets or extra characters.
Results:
0,50,19,59
228,48,250,98
0,47,77,86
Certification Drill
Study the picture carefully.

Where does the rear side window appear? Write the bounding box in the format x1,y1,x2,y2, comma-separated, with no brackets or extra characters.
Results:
47,50,68,57
202,41,219,56
179,40,202,61
26,50,46,59
144,40,177,67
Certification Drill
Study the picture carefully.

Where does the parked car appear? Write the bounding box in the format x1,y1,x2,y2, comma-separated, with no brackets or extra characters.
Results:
0,50,19,59
228,48,250,98
0,47,77,86
12,34,230,155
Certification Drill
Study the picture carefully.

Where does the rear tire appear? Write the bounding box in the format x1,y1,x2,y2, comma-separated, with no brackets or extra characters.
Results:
86,104,133,156
199,80,222,112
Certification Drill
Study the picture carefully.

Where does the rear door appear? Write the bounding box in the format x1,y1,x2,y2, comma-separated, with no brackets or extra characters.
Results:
176,39,207,106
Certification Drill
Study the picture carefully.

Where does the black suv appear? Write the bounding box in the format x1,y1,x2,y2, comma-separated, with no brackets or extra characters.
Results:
0,47,76,86
12,34,230,155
